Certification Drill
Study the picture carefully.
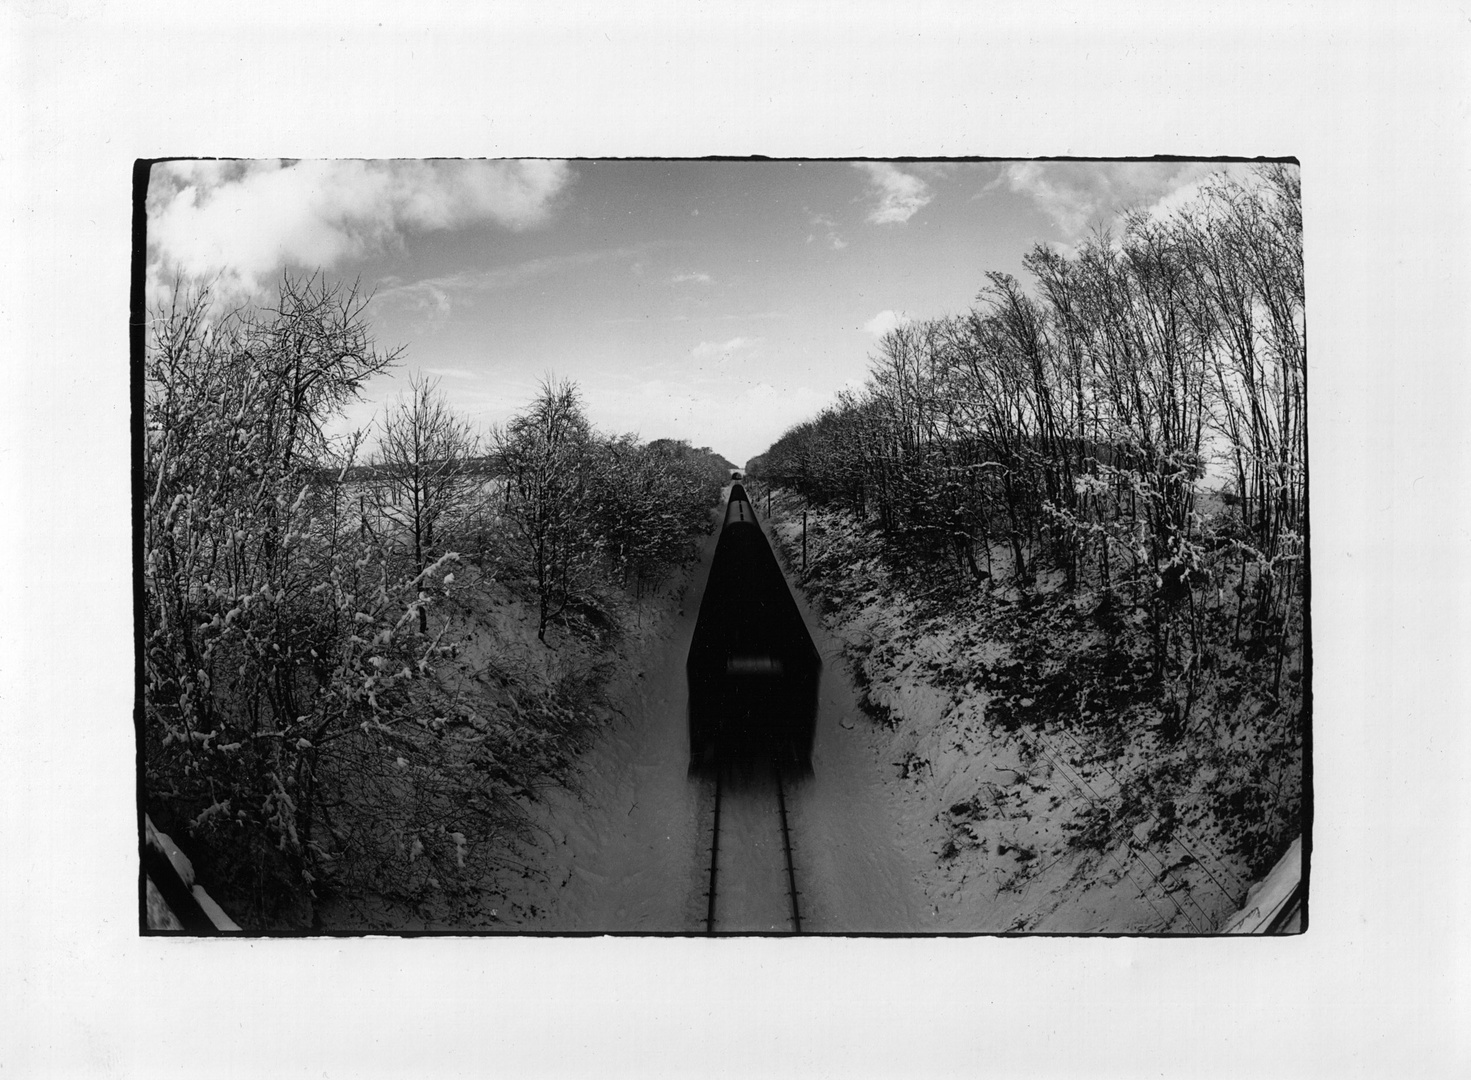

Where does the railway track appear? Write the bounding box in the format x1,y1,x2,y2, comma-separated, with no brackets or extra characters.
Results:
704,761,803,934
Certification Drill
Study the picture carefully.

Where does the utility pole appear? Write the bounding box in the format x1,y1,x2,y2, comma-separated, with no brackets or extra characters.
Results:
802,509,807,571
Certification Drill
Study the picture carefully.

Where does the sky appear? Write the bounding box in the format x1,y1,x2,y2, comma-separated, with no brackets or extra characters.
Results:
145,158,1253,466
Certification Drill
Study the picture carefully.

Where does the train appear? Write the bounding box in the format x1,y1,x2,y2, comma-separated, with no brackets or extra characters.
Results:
686,483,820,771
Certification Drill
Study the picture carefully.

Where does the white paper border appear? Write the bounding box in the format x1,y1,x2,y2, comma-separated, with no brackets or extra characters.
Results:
4,2,1468,1076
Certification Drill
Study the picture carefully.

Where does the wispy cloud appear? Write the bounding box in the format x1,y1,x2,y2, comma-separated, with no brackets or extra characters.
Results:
381,280,453,332
862,309,911,336
671,271,713,285
805,211,848,249
147,159,573,296
998,161,1229,238
909,162,961,182
1143,162,1262,222
374,244,650,326
691,336,760,359
853,163,932,224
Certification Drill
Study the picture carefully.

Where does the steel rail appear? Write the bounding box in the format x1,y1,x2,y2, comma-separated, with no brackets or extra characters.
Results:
703,757,804,934
705,769,723,934
775,765,802,934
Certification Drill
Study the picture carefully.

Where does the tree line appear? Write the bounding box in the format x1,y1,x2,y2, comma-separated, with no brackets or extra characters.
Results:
750,165,1305,719
142,275,730,926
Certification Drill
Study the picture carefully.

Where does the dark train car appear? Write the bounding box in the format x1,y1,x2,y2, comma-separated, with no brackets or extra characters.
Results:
687,484,820,769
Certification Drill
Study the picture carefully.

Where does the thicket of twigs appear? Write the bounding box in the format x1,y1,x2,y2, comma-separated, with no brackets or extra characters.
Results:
751,166,1306,873
142,275,728,927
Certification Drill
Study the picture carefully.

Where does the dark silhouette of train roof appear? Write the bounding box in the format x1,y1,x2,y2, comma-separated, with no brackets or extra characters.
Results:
687,483,819,770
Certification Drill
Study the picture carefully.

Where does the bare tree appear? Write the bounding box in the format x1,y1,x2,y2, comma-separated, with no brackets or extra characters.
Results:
492,378,595,642
144,278,598,928
588,435,725,595
143,273,406,923
370,373,479,630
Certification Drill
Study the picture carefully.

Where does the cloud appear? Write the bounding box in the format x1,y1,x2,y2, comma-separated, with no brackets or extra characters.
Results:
690,336,760,359
909,162,961,182
805,211,848,249
999,161,1233,238
372,243,649,329
1143,162,1262,222
853,163,933,224
384,280,453,332
147,159,573,295
671,271,713,285
862,309,911,337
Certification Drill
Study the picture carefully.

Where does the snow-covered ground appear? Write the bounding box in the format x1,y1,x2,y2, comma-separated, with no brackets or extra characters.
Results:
313,483,1295,934
759,489,1298,933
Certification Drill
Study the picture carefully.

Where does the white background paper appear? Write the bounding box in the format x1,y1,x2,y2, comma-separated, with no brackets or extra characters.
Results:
3,2,1468,1075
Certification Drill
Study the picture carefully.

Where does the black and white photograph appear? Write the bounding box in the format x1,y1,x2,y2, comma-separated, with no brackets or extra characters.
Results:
139,158,1307,936
7,3,1470,1076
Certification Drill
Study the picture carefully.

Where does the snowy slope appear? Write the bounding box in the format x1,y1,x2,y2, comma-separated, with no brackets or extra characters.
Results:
759,489,1299,934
